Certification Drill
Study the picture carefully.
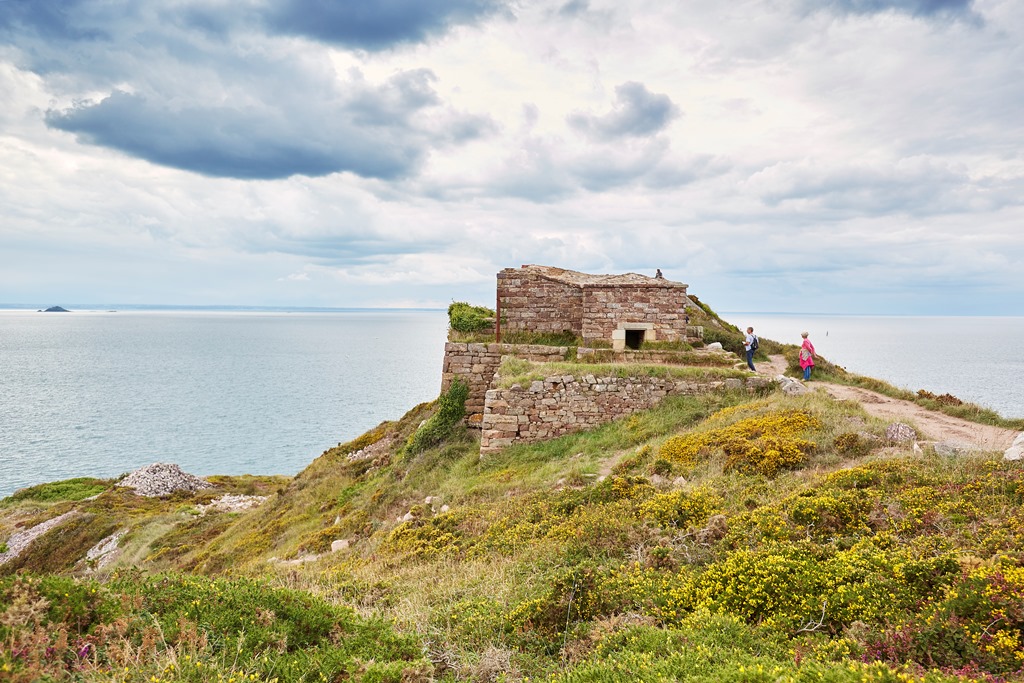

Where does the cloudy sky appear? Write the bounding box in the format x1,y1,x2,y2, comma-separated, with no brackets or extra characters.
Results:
2,0,1022,314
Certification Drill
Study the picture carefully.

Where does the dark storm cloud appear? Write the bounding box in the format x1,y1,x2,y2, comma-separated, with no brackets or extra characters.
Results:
811,0,973,17
2,0,508,50
46,70,492,180
568,82,681,140
3,0,499,180
262,0,508,50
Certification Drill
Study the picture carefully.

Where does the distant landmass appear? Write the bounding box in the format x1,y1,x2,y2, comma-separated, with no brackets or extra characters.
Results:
40,306,70,312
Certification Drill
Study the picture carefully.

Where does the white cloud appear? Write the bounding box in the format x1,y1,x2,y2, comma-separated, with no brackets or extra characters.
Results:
1,0,1023,313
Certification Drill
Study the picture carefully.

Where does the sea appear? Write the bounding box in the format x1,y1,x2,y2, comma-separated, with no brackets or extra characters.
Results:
0,308,449,498
1,309,1021,499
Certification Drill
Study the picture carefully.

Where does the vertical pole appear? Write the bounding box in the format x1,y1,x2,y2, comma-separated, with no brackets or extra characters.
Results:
495,285,502,344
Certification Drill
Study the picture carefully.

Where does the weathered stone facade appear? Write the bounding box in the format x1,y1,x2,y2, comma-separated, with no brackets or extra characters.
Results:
497,265,694,349
480,373,770,453
439,265,745,455
441,342,568,426
496,268,583,336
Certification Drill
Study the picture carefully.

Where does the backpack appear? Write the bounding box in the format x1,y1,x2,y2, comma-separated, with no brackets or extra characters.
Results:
750,335,759,352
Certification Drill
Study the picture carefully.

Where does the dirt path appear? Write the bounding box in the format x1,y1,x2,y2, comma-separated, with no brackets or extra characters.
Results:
757,355,1019,451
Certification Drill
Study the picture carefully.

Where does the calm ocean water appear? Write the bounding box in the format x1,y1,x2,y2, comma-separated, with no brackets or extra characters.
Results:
1,310,1021,499
0,309,448,498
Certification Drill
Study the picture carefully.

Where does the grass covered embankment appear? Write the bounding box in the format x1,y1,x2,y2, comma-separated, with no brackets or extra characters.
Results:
4,372,1024,682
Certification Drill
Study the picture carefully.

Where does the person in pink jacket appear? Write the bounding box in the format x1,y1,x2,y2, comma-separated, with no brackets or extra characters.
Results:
799,331,815,381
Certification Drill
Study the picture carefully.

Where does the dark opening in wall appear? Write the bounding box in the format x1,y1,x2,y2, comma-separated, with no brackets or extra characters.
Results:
625,329,645,350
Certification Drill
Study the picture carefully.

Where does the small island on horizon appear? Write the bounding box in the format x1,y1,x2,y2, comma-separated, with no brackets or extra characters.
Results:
40,305,71,312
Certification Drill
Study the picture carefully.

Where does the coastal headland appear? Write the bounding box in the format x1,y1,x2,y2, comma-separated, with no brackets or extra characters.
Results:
3,272,1024,683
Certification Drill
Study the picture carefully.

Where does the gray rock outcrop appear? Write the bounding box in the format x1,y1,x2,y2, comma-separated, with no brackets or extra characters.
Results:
1005,433,1024,461
0,511,78,566
84,530,125,571
885,423,917,443
933,441,975,457
196,494,266,514
776,375,808,396
118,463,214,497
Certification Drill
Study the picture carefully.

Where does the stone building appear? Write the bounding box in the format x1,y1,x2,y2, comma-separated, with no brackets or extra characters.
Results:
496,265,694,350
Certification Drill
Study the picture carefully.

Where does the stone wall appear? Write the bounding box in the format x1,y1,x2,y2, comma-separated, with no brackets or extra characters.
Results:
480,374,769,453
576,343,730,366
441,342,568,426
497,268,584,336
581,284,690,343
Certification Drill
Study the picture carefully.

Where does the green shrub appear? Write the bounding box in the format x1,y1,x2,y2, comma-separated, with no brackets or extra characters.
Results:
405,379,470,454
448,301,495,333
864,564,1024,674
702,327,746,356
2,477,109,504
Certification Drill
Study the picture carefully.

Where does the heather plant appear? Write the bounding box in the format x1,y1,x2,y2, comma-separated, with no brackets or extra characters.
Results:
865,563,1024,675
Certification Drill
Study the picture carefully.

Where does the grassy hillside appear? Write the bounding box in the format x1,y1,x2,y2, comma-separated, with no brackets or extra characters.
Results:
2,297,1022,682
4,374,1024,682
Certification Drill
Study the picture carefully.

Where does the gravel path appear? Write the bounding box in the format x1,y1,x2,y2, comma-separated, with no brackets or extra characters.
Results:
759,354,1018,452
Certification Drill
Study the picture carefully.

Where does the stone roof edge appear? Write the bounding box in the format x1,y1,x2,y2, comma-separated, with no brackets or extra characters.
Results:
502,264,688,289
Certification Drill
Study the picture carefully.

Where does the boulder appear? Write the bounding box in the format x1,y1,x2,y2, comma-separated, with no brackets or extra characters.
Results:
84,531,125,571
330,539,350,553
1004,433,1024,461
706,342,724,350
885,423,917,443
777,375,808,396
933,441,975,457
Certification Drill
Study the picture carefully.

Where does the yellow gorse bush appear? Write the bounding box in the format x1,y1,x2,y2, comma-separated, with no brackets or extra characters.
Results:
659,409,821,477
639,485,723,529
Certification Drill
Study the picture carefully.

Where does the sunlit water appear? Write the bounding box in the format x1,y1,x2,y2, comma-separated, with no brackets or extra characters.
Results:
730,314,1023,421
0,309,448,497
